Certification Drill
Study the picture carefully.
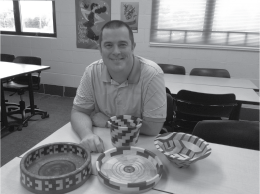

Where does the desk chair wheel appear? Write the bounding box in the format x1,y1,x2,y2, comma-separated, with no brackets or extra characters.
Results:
41,113,49,119
8,126,15,132
8,107,17,112
8,124,23,132
17,125,23,131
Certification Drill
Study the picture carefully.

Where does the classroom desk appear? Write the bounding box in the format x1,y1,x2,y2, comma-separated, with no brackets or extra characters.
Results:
0,62,50,131
165,82,259,106
164,74,259,90
11,122,259,194
164,80,259,120
0,158,168,194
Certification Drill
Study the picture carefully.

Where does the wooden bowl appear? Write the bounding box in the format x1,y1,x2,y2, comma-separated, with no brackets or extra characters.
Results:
154,132,212,168
20,142,91,194
107,115,142,147
96,146,163,193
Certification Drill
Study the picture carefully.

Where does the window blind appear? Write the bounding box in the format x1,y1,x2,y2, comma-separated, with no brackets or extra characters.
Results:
150,0,260,51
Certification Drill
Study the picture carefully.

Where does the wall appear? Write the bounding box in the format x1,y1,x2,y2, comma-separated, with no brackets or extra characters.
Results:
1,0,259,92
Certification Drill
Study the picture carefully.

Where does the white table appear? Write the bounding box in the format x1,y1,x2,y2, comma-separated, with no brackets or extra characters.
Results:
165,82,259,106
164,74,259,90
5,122,257,194
164,79,259,120
0,62,50,131
0,158,167,194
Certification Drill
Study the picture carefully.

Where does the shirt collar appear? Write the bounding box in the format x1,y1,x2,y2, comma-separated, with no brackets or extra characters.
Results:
101,56,141,84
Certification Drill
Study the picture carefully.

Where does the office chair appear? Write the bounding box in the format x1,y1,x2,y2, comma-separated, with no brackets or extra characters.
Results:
190,68,230,78
173,90,237,134
3,56,49,127
193,120,259,150
158,64,186,75
1,54,15,62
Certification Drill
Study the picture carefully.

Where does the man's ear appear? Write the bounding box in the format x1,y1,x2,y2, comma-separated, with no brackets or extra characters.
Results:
132,42,136,51
98,44,102,53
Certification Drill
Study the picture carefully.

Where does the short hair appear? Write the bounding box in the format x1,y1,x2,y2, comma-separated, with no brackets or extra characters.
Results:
90,3,98,10
99,20,134,47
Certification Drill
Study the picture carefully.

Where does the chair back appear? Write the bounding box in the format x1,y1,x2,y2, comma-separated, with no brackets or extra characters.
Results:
173,90,237,133
193,120,259,150
13,56,41,65
12,56,42,89
159,64,186,75
1,54,15,62
166,93,174,123
190,68,230,78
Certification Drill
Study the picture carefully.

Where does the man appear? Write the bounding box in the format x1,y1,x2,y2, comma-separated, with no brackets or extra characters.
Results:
71,20,166,153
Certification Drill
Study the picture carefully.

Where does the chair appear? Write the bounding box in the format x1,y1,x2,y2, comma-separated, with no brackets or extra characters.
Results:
3,56,49,127
173,90,237,134
1,54,15,62
190,68,230,78
193,120,259,150
158,64,186,75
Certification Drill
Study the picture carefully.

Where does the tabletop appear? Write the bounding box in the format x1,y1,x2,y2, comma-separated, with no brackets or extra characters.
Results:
163,74,259,90
165,82,259,105
0,61,50,79
0,157,169,194
14,122,259,194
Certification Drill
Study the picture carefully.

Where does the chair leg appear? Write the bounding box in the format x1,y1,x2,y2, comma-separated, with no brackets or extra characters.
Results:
24,106,49,119
6,98,49,127
6,100,27,124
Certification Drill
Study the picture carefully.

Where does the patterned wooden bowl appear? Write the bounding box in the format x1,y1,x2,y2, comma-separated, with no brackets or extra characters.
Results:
107,115,142,147
154,132,212,168
20,142,92,194
96,146,163,193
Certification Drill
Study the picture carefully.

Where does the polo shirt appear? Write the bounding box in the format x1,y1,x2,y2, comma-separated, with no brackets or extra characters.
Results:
73,56,166,123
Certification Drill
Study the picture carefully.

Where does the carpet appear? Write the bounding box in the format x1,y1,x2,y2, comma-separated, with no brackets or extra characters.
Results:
1,92,74,166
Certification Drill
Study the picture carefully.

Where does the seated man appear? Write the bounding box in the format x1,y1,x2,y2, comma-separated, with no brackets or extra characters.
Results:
71,20,166,153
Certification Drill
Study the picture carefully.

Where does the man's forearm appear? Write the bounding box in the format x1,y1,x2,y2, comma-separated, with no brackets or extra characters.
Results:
139,120,164,136
71,109,93,139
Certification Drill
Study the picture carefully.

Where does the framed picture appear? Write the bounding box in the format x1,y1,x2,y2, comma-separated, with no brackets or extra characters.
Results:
75,0,111,49
120,2,139,33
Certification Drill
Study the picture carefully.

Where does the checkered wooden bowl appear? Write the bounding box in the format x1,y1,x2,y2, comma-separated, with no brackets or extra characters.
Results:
154,132,212,168
20,142,92,194
107,115,142,147
96,146,163,193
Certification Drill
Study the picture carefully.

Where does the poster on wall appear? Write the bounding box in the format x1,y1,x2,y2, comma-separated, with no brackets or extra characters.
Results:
75,0,111,49
120,2,139,33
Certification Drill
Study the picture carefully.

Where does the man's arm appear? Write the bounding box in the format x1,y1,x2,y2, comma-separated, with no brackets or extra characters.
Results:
142,71,167,136
139,118,164,136
71,107,104,153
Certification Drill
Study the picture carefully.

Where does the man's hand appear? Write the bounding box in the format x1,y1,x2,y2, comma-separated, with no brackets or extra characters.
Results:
79,134,105,153
91,112,109,128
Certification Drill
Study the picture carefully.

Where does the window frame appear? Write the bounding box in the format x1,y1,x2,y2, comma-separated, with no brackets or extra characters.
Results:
150,0,259,52
1,1,57,38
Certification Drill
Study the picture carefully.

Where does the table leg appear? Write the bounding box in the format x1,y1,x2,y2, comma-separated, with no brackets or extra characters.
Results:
229,103,242,120
27,74,35,115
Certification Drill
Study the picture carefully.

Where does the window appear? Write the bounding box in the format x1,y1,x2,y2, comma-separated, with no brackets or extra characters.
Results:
150,0,260,51
0,1,56,37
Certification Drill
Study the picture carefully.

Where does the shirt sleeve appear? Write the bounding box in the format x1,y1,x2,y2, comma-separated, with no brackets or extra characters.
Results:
73,66,95,111
143,73,167,122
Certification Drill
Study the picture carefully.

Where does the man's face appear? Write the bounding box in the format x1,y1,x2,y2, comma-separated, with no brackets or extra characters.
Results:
99,26,136,73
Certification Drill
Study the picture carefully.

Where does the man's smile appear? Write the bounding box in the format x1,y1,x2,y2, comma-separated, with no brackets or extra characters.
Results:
110,58,124,61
